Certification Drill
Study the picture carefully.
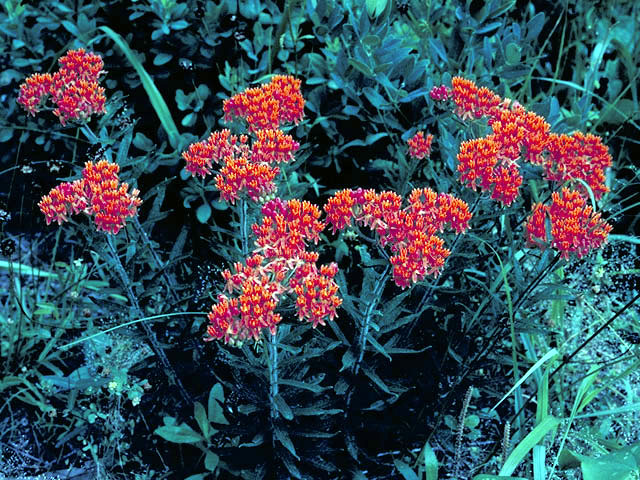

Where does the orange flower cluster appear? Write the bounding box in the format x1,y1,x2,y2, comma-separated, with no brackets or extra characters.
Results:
182,77,303,204
182,129,247,177
407,131,433,159
430,76,613,257
252,198,325,259
431,77,611,204
38,160,141,234
543,132,611,200
324,187,472,288
206,199,341,344
526,188,612,259
223,75,305,132
251,129,300,164
18,48,106,126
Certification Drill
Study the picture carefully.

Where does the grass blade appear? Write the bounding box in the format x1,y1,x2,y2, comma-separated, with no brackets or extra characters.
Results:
99,26,180,149
499,416,560,476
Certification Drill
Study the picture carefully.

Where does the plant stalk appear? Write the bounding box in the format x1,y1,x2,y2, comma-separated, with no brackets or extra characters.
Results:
106,235,191,404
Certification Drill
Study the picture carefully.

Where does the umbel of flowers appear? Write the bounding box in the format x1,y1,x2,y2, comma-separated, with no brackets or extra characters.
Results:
38,160,142,234
430,76,613,259
17,48,107,126
206,199,342,344
182,75,304,203
183,76,341,345
325,187,472,288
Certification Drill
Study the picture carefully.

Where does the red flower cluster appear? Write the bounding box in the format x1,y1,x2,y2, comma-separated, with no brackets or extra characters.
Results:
526,188,612,259
431,77,611,205
182,129,247,178
543,132,611,200
223,75,305,132
430,76,613,257
38,160,141,234
252,198,325,259
206,199,341,344
18,49,106,126
251,129,300,164
324,187,472,288
407,131,433,159
182,77,303,204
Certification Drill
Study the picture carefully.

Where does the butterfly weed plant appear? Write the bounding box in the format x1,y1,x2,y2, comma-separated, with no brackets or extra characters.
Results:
1,1,639,479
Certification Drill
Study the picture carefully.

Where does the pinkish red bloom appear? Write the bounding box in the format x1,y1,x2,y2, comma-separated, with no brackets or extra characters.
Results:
182,129,249,178
407,131,433,159
429,85,451,101
450,76,503,120
390,232,450,288
290,262,341,327
526,187,612,259
215,155,279,203
206,199,341,344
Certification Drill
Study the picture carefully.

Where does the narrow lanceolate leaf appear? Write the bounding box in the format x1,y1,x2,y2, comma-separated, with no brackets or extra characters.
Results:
274,427,299,459
418,441,439,480
99,26,180,149
394,460,419,480
499,416,560,476
154,423,204,444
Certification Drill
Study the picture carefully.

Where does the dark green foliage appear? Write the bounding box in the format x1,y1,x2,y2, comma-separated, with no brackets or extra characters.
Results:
1,0,639,479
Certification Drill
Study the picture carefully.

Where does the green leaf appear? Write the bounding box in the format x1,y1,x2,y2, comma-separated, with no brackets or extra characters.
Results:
194,402,210,439
341,350,355,371
182,112,197,127
525,12,546,41
499,416,560,476
363,86,387,108
428,38,447,64
170,20,189,30
154,423,204,444
600,98,635,124
365,0,387,18
274,427,299,459
99,26,180,148
274,394,294,420
394,460,419,480
491,348,558,412
348,58,373,76
133,132,154,151
581,443,640,480
419,442,439,480
153,53,173,66
208,384,229,425
505,42,521,64
196,203,212,223
0,128,13,142
205,450,219,471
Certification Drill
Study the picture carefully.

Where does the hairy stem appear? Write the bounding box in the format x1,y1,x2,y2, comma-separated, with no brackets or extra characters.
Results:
354,264,390,376
106,236,191,404
267,331,279,421
239,198,249,258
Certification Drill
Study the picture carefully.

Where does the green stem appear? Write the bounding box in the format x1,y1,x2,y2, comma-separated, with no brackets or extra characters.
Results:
59,311,206,350
132,217,179,304
354,264,390,376
239,198,249,257
267,331,279,421
106,235,192,404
